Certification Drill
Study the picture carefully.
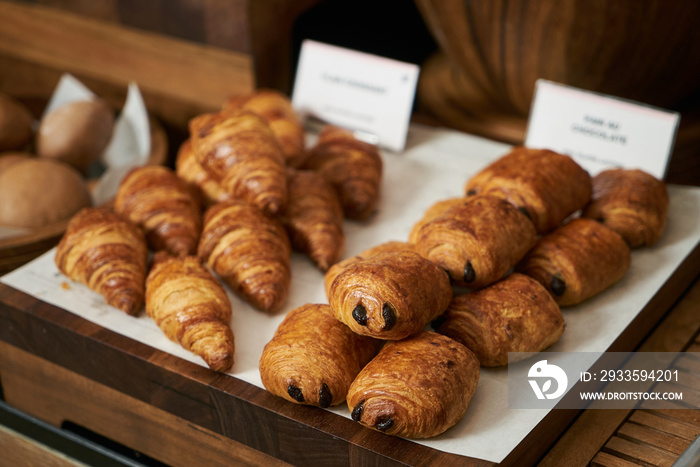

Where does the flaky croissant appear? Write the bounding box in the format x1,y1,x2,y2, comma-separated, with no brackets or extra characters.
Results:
303,125,382,221
259,303,379,408
189,109,287,215
198,201,291,312
412,194,537,288
55,207,147,315
433,273,565,366
114,165,202,257
175,139,232,206
517,218,631,306
223,89,307,168
280,168,344,271
465,147,592,234
582,168,669,248
324,241,415,298
146,252,235,372
328,249,452,340
347,331,480,439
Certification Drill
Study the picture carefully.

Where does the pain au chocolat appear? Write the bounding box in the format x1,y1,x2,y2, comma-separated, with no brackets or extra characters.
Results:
259,303,379,408
465,147,592,234
412,194,537,288
517,218,631,306
582,168,669,248
328,248,452,340
433,273,565,366
346,331,480,439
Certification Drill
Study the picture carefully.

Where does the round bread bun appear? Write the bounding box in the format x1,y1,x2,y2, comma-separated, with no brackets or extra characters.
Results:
0,151,34,174
0,93,34,151
0,158,92,228
36,99,114,173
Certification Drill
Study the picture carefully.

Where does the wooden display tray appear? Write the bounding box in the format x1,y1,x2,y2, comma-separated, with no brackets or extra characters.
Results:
1,237,698,466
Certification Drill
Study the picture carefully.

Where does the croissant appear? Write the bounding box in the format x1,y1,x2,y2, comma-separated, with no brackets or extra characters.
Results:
408,197,466,244
433,273,565,366
189,109,287,215
55,207,147,315
412,194,537,288
465,147,592,234
223,90,307,168
582,168,669,248
145,252,235,372
302,125,382,221
259,303,379,408
175,139,232,206
198,201,291,312
517,218,631,306
114,165,202,257
347,331,480,439
280,168,344,271
324,241,415,298
328,249,452,340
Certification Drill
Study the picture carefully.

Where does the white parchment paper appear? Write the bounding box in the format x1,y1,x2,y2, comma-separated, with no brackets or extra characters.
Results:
2,124,699,463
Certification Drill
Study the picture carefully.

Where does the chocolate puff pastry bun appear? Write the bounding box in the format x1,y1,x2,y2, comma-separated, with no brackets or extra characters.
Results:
517,218,631,306
433,273,565,366
328,249,452,340
412,194,537,288
259,303,379,407
582,168,669,248
465,147,592,234
347,331,480,438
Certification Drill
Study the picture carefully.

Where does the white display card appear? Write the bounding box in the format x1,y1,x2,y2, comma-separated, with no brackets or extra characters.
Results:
292,40,419,152
525,80,680,179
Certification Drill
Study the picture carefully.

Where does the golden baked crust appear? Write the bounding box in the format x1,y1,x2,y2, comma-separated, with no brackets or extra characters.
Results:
55,207,147,315
175,139,232,206
434,273,565,366
146,252,234,372
413,194,537,288
517,218,631,306
281,168,344,271
189,109,287,215
465,147,592,234
259,303,379,407
328,249,452,340
323,241,415,298
223,89,307,168
582,168,669,248
346,331,480,439
115,165,202,257
198,201,291,312
408,197,467,244
303,125,382,221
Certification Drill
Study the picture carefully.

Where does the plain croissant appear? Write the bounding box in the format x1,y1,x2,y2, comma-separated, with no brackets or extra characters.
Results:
281,168,344,271
223,89,307,168
145,252,235,372
189,109,287,215
55,207,148,315
198,200,291,312
302,125,382,221
114,165,202,257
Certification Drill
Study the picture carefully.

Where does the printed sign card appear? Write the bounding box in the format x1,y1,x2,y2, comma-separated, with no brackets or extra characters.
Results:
292,40,419,152
525,80,680,179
